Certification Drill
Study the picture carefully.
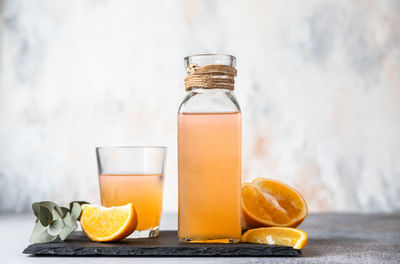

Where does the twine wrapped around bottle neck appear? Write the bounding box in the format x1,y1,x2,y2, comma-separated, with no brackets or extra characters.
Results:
184,63,237,91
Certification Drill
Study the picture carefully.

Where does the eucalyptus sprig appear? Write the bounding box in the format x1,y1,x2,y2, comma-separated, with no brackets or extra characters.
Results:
29,201,89,243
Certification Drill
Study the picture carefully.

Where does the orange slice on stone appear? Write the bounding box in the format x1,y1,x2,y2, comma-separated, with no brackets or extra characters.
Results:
241,227,308,249
241,178,308,229
80,203,138,242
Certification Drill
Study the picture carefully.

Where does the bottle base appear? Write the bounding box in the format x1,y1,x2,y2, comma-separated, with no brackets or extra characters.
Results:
179,237,240,244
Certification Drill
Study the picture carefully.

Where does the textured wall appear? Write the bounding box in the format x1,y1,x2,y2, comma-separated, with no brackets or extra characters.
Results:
1,0,399,213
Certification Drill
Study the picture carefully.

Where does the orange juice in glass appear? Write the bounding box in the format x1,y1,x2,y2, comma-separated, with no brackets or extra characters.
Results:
178,54,242,243
96,146,167,238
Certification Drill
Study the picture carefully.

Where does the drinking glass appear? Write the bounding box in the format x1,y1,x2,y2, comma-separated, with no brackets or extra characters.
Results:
96,146,167,238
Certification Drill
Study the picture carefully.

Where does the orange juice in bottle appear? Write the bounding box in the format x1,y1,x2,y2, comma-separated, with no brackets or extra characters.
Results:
178,54,241,243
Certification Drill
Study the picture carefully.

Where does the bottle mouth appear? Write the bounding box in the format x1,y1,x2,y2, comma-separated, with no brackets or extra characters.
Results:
184,54,237,91
184,54,236,68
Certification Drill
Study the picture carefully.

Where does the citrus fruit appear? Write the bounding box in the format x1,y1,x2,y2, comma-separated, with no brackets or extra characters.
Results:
241,227,308,249
241,178,308,228
80,203,138,242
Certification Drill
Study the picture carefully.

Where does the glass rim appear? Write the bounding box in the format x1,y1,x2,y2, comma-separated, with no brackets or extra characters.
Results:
184,54,236,68
184,53,236,61
96,146,167,150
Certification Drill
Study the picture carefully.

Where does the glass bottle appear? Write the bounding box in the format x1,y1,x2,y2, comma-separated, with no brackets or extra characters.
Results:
178,54,242,243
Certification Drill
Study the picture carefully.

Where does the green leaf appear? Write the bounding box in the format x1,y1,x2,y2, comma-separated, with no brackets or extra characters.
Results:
70,203,82,221
33,201,58,217
69,201,89,211
32,202,40,218
38,206,53,227
60,206,69,216
48,218,63,236
70,201,88,221
51,208,65,228
40,201,58,209
54,204,65,217
59,213,78,240
29,221,57,243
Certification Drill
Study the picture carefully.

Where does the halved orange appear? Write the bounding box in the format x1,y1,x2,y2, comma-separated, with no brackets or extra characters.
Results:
241,227,308,249
241,178,308,229
80,203,138,242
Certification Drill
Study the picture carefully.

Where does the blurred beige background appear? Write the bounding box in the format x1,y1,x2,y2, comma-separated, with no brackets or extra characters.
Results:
0,0,399,213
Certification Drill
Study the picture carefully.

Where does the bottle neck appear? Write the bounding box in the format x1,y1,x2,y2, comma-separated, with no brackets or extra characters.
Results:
184,64,237,91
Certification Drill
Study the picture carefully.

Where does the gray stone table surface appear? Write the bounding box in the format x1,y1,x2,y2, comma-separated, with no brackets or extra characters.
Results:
1,213,399,263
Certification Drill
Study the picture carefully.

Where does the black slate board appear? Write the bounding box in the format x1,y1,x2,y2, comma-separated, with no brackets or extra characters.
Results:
23,231,301,257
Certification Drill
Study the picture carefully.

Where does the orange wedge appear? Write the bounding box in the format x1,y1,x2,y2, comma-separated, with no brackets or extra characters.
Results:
241,178,308,229
241,227,308,249
80,203,138,242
